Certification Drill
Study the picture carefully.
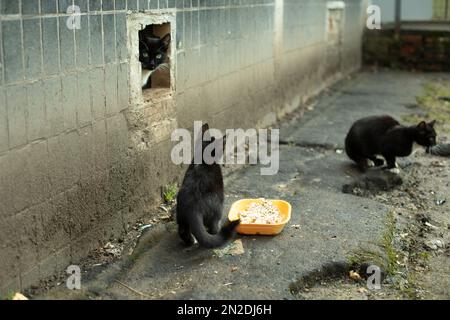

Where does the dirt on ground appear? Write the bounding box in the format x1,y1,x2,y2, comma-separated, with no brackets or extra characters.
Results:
295,155,450,300
20,72,450,301
295,79,450,300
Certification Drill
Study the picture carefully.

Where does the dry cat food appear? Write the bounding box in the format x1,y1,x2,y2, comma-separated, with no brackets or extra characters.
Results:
238,199,283,224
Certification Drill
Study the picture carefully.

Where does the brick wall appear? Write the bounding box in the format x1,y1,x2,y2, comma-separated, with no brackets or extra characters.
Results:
0,0,366,295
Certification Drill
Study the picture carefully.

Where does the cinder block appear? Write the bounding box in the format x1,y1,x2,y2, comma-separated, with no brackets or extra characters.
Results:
105,64,118,116
73,0,88,12
41,0,57,14
36,193,71,257
176,0,184,9
115,13,127,62
89,68,105,119
26,81,48,141
159,0,168,9
47,131,81,195
77,71,92,126
89,0,102,11
176,11,184,50
23,19,43,80
1,1,20,14
175,51,186,92
184,11,192,49
102,0,115,11
69,222,103,264
149,0,159,10
42,18,60,75
106,113,128,168
92,119,107,172
22,0,40,15
115,0,127,10
2,147,31,214
0,89,8,152
6,85,27,148
75,15,89,68
93,167,110,218
89,14,103,66
200,9,211,45
2,21,24,84
127,0,138,11
58,0,73,13
185,0,193,8
59,17,76,72
61,74,78,131
79,125,96,183
44,77,64,135
168,0,176,8
139,0,148,11
0,245,20,297
36,246,69,286
103,14,116,64
191,10,200,48
11,210,40,274
117,63,129,111
0,154,9,215
65,185,88,239
26,141,51,206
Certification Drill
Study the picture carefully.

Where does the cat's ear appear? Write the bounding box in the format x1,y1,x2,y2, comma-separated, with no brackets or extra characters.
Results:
161,33,171,48
417,121,427,129
429,120,436,127
201,123,209,134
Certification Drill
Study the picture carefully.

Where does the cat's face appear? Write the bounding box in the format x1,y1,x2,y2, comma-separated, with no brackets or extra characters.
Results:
139,33,170,70
416,120,437,147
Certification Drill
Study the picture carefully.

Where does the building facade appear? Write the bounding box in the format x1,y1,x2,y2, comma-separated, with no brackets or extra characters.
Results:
0,0,367,295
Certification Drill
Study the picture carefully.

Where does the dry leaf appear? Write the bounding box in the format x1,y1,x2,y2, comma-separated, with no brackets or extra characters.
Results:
349,270,362,281
12,293,28,300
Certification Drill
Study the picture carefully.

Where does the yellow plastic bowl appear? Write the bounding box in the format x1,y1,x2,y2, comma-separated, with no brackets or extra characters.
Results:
228,199,292,235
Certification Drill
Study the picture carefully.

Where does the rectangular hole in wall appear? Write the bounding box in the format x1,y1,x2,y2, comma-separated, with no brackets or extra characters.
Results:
139,22,172,96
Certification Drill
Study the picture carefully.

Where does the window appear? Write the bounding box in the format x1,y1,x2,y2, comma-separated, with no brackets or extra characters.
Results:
127,13,175,105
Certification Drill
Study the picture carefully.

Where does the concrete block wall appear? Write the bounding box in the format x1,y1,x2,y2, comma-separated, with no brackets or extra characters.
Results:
0,0,366,295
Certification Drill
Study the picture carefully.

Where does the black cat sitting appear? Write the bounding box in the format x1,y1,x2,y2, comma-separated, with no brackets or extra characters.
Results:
176,123,240,248
345,115,437,170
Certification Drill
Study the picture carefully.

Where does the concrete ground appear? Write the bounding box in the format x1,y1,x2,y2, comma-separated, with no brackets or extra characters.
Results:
35,70,450,300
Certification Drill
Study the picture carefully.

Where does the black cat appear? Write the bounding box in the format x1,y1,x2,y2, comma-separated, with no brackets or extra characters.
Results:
139,25,170,89
345,115,437,170
176,123,240,248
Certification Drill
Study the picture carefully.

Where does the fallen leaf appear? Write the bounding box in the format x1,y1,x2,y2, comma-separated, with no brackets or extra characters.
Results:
349,270,362,281
213,239,245,257
12,293,28,300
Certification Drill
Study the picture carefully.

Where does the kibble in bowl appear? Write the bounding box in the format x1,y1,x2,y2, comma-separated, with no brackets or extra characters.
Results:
228,198,292,235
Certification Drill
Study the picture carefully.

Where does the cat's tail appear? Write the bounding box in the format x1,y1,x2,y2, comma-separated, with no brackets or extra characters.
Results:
190,216,240,248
